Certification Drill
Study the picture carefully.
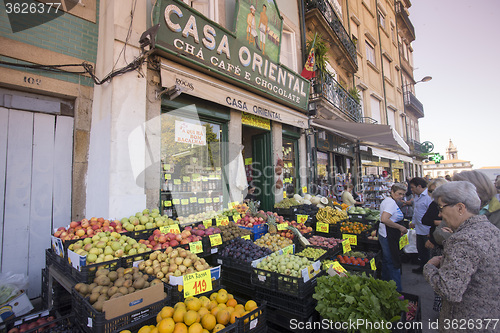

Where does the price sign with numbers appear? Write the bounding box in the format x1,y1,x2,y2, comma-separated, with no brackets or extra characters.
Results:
282,245,294,255
331,261,347,273
203,219,213,228
232,214,241,222
183,176,191,182
209,234,222,247
216,217,229,226
172,199,180,205
189,241,203,254
206,198,212,203
190,197,197,203
183,269,213,298
296,215,309,224
277,223,288,231
164,174,171,180
163,164,171,170
181,199,189,205
342,234,358,246
283,191,287,199
213,197,220,203
342,239,352,253
160,224,180,234
241,235,251,240
198,198,205,204
399,234,409,250
164,200,172,207
316,222,329,233
302,186,307,194
370,258,377,271
174,179,181,185
228,202,239,209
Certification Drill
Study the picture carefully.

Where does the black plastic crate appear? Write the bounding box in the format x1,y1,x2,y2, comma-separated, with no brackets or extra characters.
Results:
67,257,122,284
120,250,154,268
399,292,422,333
251,266,322,298
221,267,255,299
166,278,222,304
266,306,320,333
274,207,293,217
123,226,161,240
45,248,69,275
255,286,317,318
312,221,342,237
4,312,79,333
216,255,254,273
72,288,168,333
294,245,331,262
330,251,381,277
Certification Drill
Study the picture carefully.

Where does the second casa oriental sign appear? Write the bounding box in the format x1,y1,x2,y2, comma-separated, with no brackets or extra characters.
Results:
153,0,310,111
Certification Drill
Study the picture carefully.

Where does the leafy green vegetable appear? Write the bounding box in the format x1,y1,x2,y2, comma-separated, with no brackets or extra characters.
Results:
313,274,408,333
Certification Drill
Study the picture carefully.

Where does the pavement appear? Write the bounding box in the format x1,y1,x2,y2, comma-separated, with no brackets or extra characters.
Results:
401,261,439,333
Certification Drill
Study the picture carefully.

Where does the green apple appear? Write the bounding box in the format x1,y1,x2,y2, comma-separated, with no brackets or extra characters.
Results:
87,253,97,263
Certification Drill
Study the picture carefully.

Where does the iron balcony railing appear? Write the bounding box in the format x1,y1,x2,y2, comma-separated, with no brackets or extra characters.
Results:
311,74,362,122
396,2,415,42
403,91,424,118
305,0,357,67
410,139,423,153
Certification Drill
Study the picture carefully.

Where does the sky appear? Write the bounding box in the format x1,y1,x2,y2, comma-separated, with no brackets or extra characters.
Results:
410,0,500,168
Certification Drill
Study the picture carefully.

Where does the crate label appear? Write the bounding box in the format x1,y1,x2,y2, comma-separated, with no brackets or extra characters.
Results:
282,245,294,255
216,217,229,226
88,318,92,327
399,234,409,250
297,215,308,224
370,258,377,271
129,298,144,306
213,197,220,203
203,219,213,228
342,239,352,253
277,223,288,231
342,234,358,246
198,198,205,204
174,179,181,185
183,269,213,298
331,261,347,273
164,200,172,207
209,234,222,247
211,247,218,254
189,241,203,254
232,214,241,222
250,319,258,329
316,222,329,233
217,259,223,265
258,274,266,281
241,235,251,240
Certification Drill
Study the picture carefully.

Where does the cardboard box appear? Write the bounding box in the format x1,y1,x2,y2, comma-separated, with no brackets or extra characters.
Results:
0,291,34,323
101,283,164,320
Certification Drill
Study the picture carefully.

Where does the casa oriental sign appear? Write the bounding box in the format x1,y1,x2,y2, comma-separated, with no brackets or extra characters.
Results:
153,0,310,111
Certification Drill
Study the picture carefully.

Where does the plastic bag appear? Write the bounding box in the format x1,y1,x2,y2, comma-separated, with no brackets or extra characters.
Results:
403,229,418,254
0,272,29,304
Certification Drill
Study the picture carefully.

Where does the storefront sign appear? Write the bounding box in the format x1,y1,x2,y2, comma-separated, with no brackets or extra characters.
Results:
154,0,310,110
175,120,206,145
241,112,270,130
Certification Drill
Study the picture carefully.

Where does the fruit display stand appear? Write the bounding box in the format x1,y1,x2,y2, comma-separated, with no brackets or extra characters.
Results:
2,310,78,333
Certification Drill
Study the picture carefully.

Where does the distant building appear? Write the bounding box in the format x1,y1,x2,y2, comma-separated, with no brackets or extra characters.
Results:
423,140,473,178
477,167,500,182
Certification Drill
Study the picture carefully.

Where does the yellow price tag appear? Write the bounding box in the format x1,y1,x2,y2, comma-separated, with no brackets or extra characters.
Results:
213,197,220,203
331,261,347,273
174,179,181,185
190,197,197,203
181,199,189,205
316,222,329,233
399,234,409,250
342,239,352,253
159,226,169,234
183,269,213,298
164,200,172,207
198,198,205,204
172,199,180,205
282,245,294,254
202,176,208,182
277,223,288,231
189,241,203,254
302,186,307,194
232,214,241,222
163,164,170,170
228,202,239,209
164,174,171,180
203,219,213,228
241,235,251,240
209,234,223,247
217,217,229,226
183,176,191,182
342,234,358,246
283,191,287,199
297,215,309,224
167,224,180,234
192,173,201,181
245,158,252,165
370,258,377,271
206,198,212,203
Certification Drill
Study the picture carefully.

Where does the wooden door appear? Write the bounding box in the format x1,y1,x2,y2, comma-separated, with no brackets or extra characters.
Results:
0,107,73,298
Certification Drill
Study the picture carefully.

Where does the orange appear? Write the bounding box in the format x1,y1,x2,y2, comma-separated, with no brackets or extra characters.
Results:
216,303,227,310
187,323,203,333
173,308,187,323
209,292,218,302
198,296,210,308
183,310,200,326
212,324,225,333
229,311,241,324
174,302,186,310
185,297,202,312
207,300,218,311
227,293,234,300
234,304,245,313
156,312,163,324
210,306,220,316
138,327,152,333
218,289,228,295
157,318,175,333
215,293,228,304
244,300,257,312
160,306,175,319
225,306,235,314
241,311,250,324
150,329,159,333
197,307,209,318
216,309,230,326
172,322,187,333
226,298,237,308
200,313,216,331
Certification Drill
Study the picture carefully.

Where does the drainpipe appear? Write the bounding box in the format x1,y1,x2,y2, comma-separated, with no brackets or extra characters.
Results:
299,0,308,63
375,0,389,126
345,0,355,89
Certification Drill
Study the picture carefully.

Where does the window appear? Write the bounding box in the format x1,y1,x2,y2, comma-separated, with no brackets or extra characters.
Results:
369,96,381,124
390,23,396,42
329,0,343,20
382,56,391,80
351,19,360,52
183,0,218,22
377,10,385,30
366,42,376,65
387,108,396,129
280,28,297,72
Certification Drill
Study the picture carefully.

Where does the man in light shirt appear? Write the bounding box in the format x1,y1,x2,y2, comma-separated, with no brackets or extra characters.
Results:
409,177,432,274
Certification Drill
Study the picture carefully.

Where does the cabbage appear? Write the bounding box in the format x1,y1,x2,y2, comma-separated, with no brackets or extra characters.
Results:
293,194,302,202
303,199,312,205
311,196,321,205
304,194,312,201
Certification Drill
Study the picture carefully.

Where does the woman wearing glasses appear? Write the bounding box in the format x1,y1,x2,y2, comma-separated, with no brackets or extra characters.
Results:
424,181,500,331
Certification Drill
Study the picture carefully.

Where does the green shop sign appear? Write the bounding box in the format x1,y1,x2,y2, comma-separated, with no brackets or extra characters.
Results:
153,0,310,111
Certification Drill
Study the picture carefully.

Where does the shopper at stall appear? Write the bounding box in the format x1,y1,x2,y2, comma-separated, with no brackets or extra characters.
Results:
452,170,500,229
341,184,362,208
378,183,408,292
424,181,500,331
409,177,432,274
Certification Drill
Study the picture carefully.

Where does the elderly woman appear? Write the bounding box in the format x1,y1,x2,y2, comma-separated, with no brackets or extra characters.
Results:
378,183,408,292
424,181,500,331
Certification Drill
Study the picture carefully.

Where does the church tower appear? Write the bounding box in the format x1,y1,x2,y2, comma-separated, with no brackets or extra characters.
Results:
446,139,458,160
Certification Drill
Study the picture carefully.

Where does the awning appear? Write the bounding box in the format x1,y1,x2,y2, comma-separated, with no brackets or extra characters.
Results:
371,147,413,163
312,119,410,154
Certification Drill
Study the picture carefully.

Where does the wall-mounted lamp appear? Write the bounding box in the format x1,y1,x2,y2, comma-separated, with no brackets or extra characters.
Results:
156,84,186,100
308,101,317,117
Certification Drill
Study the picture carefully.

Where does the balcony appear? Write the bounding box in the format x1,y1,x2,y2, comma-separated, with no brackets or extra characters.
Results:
409,139,424,156
310,73,362,122
396,1,415,42
305,0,357,72
403,91,424,118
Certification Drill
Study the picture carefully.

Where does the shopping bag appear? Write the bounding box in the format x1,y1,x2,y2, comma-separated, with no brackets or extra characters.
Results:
403,228,418,254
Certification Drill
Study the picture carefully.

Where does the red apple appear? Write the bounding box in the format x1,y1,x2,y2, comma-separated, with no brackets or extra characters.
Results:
54,230,62,237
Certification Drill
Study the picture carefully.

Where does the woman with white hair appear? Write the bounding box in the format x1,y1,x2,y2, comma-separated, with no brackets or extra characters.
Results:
424,181,500,331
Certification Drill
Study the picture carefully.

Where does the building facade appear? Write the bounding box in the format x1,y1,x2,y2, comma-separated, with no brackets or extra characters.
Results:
423,140,473,178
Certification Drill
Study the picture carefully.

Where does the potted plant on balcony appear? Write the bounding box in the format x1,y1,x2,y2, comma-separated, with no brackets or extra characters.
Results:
348,87,361,103
306,37,331,82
